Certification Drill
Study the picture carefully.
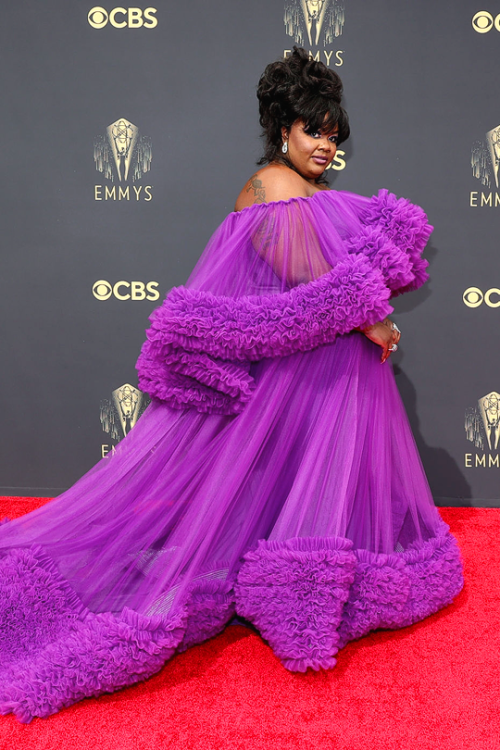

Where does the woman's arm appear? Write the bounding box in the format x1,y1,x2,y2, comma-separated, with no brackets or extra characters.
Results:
238,166,331,285
237,170,401,359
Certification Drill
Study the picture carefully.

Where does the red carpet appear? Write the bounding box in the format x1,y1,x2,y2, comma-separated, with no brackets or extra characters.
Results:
0,499,498,750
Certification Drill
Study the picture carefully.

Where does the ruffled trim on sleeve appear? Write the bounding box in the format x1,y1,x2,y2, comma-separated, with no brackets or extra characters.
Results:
137,350,255,415
348,189,433,297
136,253,393,414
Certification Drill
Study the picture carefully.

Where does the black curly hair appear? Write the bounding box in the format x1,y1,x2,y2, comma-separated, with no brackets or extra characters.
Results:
256,47,349,178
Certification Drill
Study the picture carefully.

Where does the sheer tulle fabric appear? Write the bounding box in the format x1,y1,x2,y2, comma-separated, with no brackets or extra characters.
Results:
0,190,463,722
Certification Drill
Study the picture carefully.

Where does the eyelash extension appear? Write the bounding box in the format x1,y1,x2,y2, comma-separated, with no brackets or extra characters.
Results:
308,131,338,142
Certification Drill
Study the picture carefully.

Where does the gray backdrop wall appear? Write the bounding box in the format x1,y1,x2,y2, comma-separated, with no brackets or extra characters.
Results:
1,1,499,506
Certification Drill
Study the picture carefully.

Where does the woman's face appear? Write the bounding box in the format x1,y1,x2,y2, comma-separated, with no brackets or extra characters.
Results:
281,119,339,183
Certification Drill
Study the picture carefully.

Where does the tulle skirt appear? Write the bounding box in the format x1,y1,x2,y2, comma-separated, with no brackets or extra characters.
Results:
0,330,463,721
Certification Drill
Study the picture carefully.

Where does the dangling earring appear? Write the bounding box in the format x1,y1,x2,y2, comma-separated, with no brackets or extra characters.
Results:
282,141,288,154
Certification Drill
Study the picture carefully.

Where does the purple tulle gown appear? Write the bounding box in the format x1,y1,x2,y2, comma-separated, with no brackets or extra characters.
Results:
0,189,463,722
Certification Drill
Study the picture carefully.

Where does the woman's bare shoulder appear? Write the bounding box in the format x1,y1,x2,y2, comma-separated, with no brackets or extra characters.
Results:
234,164,311,212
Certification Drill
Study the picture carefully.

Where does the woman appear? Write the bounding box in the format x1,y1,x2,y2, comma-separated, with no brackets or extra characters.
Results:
0,48,463,723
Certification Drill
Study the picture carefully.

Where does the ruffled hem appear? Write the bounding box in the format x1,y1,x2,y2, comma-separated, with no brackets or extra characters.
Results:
0,547,233,723
137,253,392,414
234,523,463,672
0,523,462,721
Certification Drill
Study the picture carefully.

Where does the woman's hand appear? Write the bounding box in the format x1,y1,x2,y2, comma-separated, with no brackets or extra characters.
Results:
359,318,401,363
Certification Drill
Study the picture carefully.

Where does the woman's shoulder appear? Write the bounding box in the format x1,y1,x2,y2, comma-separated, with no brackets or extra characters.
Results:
234,164,318,212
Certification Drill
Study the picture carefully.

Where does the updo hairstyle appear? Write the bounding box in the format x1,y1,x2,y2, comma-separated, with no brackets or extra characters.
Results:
256,46,349,172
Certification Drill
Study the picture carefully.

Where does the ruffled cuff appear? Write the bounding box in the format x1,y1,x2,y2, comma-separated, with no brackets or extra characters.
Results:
348,189,432,297
137,350,255,415
136,253,393,413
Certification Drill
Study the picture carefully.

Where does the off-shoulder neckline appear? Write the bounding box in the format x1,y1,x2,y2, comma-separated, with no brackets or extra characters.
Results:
231,189,334,216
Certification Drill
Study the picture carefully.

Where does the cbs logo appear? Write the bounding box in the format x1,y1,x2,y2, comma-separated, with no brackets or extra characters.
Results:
326,151,346,171
88,7,158,29
93,280,160,301
472,11,500,32
463,286,500,307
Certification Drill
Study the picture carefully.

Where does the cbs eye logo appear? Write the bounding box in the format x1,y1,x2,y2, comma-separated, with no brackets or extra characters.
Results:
93,280,160,301
88,7,158,29
472,11,500,33
463,287,500,307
